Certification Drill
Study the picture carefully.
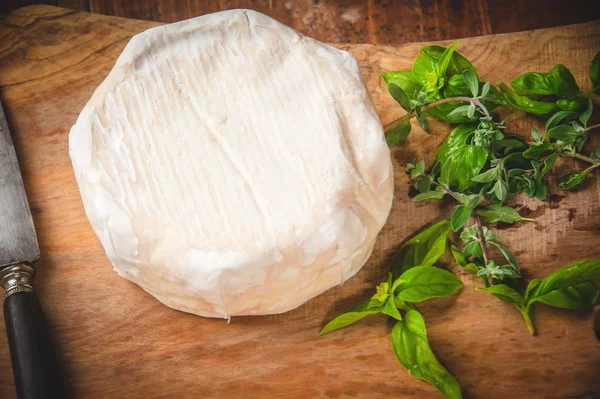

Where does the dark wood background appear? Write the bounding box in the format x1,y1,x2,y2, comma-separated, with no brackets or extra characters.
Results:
1,0,599,44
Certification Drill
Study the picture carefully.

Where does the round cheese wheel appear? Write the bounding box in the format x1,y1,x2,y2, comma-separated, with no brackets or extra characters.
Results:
69,9,393,318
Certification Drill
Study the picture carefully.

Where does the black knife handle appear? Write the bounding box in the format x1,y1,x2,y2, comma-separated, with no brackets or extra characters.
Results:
2,265,64,399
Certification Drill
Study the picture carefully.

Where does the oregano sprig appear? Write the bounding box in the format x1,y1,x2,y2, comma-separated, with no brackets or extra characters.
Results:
321,43,600,399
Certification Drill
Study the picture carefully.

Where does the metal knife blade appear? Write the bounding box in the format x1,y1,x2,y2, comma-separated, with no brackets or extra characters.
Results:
0,100,40,267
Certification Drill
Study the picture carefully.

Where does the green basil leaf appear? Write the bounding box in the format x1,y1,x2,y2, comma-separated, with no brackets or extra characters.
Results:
396,266,463,302
471,168,498,183
450,245,479,274
524,279,543,301
463,69,479,97
381,70,423,99
558,171,587,190
542,152,559,175
443,74,471,98
590,50,600,94
435,41,459,78
386,120,412,146
523,143,555,159
389,83,411,111
451,205,472,232
498,83,557,117
477,284,525,307
412,53,437,88
439,157,452,186
319,299,384,335
421,44,478,78
389,220,452,277
450,245,467,266
413,188,446,201
527,259,600,309
435,123,478,162
511,64,581,97
382,296,403,321
454,146,487,192
391,311,463,399
547,124,579,143
489,241,518,269
579,98,593,128
476,204,533,224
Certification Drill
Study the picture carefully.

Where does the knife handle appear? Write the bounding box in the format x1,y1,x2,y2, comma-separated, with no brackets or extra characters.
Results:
2,264,64,399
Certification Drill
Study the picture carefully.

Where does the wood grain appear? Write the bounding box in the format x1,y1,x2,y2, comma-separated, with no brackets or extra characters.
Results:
1,5,600,399
2,1,599,44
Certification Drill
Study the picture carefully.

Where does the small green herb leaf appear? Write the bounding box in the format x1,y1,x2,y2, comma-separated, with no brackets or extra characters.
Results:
525,279,543,301
387,120,412,146
382,296,403,321
542,152,559,175
463,70,479,97
450,245,479,274
463,240,483,260
546,111,577,132
391,311,463,399
389,83,411,111
451,205,472,232
476,204,533,224
492,179,508,202
523,143,555,159
547,124,579,144
471,168,498,183
389,220,452,277
395,266,463,302
578,98,593,128
319,299,384,335
413,188,447,201
558,172,587,190
489,241,518,269
477,284,525,307
381,70,422,98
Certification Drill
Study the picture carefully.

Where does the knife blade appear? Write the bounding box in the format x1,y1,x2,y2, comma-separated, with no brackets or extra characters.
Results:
0,101,40,268
0,100,64,399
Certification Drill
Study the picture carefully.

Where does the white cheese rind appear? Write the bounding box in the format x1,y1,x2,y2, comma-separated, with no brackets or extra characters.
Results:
69,9,393,318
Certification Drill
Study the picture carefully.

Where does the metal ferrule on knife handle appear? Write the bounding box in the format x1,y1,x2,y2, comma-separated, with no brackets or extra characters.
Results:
0,263,35,297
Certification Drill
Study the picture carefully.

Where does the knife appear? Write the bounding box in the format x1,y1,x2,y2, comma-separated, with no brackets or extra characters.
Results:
0,100,64,398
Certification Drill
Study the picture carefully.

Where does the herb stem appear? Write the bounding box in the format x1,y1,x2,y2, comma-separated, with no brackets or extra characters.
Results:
521,308,536,336
583,163,600,174
432,180,491,267
384,96,482,133
568,152,596,164
433,181,464,204
583,123,600,134
473,213,491,266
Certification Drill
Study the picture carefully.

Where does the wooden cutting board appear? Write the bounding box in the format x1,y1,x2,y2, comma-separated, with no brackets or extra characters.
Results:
1,5,599,399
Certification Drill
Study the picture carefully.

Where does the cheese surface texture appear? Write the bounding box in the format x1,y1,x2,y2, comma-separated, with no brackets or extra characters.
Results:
69,9,393,318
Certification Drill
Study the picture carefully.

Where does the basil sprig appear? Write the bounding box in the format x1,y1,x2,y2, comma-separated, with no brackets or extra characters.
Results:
320,221,463,398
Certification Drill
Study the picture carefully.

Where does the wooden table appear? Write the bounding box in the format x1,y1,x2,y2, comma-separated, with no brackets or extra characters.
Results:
1,0,599,44
0,4,599,399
